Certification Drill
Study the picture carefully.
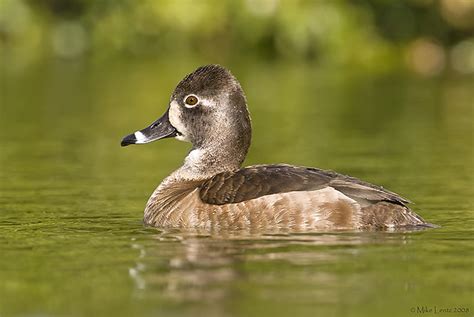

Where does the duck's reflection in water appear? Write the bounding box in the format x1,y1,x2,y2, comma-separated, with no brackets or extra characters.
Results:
128,228,417,304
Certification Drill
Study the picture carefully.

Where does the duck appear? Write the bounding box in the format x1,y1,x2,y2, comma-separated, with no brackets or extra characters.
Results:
121,64,433,230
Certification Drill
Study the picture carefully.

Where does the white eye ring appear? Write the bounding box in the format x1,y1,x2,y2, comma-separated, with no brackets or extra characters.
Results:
183,94,199,108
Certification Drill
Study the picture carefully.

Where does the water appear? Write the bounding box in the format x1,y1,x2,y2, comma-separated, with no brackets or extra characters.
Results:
1,58,473,317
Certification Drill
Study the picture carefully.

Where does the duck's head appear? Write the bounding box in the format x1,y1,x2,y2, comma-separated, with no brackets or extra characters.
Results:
121,65,252,170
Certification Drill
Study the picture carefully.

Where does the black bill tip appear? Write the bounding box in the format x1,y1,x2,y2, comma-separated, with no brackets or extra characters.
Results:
121,133,137,147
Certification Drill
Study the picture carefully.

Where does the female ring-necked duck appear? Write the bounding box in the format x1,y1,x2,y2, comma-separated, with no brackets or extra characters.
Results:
121,65,434,230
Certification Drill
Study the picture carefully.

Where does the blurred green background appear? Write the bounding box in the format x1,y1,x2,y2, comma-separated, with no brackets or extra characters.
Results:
1,0,474,74
1,1,473,317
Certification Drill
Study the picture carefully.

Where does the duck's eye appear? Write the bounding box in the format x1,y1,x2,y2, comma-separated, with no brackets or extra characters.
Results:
184,95,199,107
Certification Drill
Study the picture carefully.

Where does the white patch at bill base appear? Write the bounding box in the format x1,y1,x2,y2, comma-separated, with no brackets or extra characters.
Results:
168,100,190,142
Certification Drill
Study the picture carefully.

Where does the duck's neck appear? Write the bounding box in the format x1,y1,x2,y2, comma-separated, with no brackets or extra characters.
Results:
171,143,246,181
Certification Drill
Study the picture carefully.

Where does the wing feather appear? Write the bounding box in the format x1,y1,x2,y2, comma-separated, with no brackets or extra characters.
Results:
199,164,409,206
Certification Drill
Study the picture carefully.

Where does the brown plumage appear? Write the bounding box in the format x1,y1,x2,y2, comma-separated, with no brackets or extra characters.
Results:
199,164,408,205
121,65,435,230
142,164,429,229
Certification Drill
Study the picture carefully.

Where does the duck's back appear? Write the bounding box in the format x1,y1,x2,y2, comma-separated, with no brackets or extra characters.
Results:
144,164,430,229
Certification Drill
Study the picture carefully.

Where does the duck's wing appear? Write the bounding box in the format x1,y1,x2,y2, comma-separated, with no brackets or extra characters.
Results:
199,164,409,206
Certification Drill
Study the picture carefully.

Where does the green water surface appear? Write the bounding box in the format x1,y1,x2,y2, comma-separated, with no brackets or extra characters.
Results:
0,59,473,317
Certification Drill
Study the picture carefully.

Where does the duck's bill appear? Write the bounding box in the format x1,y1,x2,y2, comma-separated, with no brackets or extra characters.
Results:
121,109,179,146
